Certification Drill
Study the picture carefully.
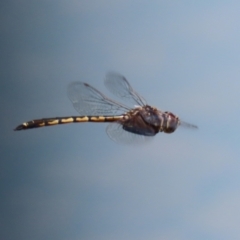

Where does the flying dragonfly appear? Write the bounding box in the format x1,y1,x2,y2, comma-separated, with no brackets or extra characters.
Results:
14,73,197,143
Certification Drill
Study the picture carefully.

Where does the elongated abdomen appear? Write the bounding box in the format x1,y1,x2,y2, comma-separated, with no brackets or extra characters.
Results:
14,116,123,130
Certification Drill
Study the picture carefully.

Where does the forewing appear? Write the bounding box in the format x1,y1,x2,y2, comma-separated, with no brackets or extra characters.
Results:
179,120,198,129
104,72,147,107
68,82,129,116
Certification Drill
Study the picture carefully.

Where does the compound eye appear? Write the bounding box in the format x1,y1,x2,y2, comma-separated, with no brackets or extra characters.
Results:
164,126,176,133
168,112,177,118
164,113,178,133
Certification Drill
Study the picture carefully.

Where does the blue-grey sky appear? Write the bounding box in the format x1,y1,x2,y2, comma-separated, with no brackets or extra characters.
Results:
2,1,240,239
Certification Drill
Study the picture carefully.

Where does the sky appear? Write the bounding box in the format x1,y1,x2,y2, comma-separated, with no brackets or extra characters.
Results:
1,0,240,239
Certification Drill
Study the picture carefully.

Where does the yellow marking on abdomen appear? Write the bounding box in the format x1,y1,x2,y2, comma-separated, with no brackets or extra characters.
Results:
90,116,123,122
60,118,74,123
47,120,59,125
75,116,89,122
105,116,123,121
90,116,106,122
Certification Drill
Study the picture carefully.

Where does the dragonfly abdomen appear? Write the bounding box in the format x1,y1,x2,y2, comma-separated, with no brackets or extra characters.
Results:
14,115,123,131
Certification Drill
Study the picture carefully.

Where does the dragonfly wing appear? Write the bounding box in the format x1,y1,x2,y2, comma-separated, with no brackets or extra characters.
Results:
104,72,147,107
106,122,153,144
68,82,130,116
179,120,198,129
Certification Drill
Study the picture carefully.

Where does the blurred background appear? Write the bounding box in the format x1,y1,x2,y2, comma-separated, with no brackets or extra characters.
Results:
1,1,240,239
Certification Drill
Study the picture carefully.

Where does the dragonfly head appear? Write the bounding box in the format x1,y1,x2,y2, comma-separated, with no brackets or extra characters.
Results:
163,112,179,133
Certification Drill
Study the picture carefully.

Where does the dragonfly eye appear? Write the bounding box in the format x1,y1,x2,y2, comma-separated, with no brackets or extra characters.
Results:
165,112,177,118
163,113,179,133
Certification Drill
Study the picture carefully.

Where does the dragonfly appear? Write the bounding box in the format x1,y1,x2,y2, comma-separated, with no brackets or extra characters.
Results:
14,73,197,143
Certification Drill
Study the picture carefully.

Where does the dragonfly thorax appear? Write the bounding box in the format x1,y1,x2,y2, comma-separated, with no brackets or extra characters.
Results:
121,106,180,136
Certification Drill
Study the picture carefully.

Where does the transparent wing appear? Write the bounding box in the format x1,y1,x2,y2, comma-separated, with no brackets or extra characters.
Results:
68,82,130,116
106,122,153,144
104,72,147,107
179,120,198,129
